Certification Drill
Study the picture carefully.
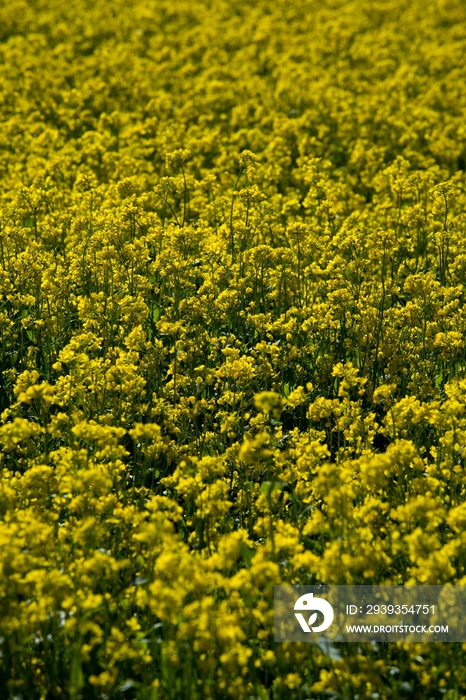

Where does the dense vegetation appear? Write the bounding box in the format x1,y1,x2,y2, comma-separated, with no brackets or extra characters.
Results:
1,0,466,697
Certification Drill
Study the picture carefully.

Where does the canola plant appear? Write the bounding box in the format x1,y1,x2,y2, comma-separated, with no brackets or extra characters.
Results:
1,0,466,697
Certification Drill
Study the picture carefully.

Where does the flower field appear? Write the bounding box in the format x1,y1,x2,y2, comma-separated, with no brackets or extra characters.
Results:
1,0,466,697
